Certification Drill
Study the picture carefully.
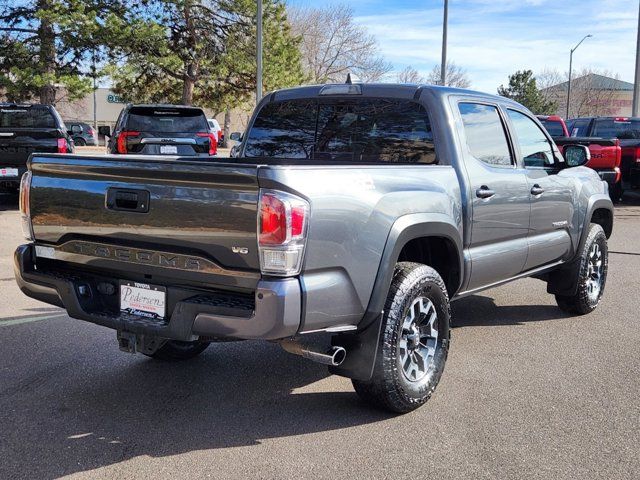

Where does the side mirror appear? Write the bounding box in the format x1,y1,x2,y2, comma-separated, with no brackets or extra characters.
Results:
98,125,111,137
229,132,242,142
71,125,83,134
564,144,590,167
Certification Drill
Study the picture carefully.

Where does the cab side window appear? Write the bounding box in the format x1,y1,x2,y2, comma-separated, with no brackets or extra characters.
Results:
507,110,555,168
458,103,512,167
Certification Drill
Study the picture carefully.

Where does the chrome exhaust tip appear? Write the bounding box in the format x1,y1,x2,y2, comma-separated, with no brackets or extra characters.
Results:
279,339,347,366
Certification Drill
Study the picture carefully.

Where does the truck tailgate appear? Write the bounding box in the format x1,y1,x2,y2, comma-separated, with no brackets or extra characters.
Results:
0,128,60,167
29,154,262,281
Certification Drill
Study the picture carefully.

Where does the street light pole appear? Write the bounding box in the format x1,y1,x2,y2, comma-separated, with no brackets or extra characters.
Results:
632,0,640,117
440,0,448,86
256,0,263,103
566,34,592,119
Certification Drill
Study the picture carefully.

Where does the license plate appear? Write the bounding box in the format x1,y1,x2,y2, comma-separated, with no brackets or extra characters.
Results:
160,145,178,154
0,168,18,177
120,281,166,320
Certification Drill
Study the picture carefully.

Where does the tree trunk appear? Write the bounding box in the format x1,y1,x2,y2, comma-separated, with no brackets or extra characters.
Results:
223,108,231,148
180,0,197,105
38,0,57,104
181,70,195,105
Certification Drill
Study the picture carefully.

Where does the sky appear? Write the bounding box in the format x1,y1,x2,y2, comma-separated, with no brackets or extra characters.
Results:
288,0,638,92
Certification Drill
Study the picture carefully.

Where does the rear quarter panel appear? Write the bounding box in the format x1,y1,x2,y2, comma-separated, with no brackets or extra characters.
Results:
259,165,462,332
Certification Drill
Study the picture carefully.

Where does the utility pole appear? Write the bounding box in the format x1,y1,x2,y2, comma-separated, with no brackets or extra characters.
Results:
633,0,640,116
256,0,263,103
566,34,592,119
440,0,448,86
92,49,97,132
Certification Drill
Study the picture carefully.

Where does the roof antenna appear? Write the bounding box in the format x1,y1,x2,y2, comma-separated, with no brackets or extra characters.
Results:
346,73,360,84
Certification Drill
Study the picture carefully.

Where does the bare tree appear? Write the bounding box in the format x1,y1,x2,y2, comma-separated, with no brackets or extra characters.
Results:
537,67,623,118
288,4,392,83
397,66,425,84
426,61,471,88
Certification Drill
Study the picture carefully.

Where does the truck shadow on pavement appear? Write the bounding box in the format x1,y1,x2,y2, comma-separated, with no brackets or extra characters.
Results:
0,192,18,211
0,340,394,478
452,295,569,327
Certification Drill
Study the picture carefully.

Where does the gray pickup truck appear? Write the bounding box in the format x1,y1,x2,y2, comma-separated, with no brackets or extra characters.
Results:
14,83,613,413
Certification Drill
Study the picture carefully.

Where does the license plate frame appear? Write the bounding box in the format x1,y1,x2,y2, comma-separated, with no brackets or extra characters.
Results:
120,281,167,320
160,145,178,155
0,168,18,177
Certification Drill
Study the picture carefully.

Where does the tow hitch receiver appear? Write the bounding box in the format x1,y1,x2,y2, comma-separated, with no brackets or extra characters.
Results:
118,331,137,353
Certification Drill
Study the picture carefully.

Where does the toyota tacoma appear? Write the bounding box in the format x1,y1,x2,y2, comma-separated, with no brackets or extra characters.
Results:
14,83,613,413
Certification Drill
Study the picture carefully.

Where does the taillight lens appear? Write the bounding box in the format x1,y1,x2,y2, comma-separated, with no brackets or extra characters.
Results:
258,190,309,276
116,131,140,154
197,132,217,155
636,147,640,163
57,138,67,153
19,171,34,241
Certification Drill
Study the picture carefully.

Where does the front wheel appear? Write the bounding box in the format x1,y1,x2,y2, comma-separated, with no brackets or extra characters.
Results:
555,223,608,315
144,340,210,361
352,262,451,413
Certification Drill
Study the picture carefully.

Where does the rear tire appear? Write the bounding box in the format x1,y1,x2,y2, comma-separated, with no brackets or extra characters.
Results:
145,340,210,361
74,137,86,146
352,262,451,413
555,223,608,315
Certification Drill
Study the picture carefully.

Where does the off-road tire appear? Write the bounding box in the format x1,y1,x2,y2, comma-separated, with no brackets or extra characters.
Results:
145,340,210,361
352,262,451,414
555,223,608,315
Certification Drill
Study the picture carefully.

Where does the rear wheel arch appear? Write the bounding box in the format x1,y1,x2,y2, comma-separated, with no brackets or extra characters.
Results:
364,215,463,328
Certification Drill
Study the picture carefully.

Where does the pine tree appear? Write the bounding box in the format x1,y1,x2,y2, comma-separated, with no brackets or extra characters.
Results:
0,0,125,104
497,70,556,114
107,0,305,110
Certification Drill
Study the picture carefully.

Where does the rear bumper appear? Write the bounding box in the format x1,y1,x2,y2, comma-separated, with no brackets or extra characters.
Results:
0,165,26,187
14,244,301,341
594,168,619,186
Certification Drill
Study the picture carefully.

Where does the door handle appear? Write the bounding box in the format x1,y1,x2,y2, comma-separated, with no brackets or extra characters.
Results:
530,184,545,196
476,186,495,199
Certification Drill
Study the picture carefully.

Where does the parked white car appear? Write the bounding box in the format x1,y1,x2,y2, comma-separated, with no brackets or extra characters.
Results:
207,118,223,143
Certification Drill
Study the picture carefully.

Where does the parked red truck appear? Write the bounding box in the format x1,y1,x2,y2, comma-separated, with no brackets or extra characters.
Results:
566,117,640,196
538,115,624,201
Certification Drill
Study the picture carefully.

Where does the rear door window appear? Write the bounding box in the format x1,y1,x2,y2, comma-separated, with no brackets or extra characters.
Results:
244,98,437,163
0,106,57,128
458,103,512,167
570,118,591,137
126,107,208,133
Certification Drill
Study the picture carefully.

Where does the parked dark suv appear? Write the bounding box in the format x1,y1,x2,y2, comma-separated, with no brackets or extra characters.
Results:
0,103,73,191
65,121,98,146
108,104,217,156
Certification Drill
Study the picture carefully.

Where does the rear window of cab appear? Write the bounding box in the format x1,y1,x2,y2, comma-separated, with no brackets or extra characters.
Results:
0,107,57,128
126,107,209,133
244,98,437,164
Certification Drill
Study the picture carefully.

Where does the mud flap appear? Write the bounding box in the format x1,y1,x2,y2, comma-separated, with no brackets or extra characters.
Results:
329,314,383,381
546,259,581,296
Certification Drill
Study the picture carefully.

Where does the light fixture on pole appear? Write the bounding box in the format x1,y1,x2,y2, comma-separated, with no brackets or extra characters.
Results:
566,34,592,119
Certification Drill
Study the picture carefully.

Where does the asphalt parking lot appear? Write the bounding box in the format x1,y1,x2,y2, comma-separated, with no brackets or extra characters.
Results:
1,191,639,480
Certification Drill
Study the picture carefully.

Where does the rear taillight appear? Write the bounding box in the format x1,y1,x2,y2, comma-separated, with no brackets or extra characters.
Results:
19,171,34,241
57,138,67,153
636,147,640,163
197,132,217,155
258,190,309,276
87,128,95,136
116,131,140,154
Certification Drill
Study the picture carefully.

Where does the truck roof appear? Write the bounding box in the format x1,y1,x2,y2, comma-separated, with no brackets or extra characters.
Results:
265,83,524,110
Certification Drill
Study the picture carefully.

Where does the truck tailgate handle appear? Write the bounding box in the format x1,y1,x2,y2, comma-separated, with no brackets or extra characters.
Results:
106,188,150,213
475,186,495,199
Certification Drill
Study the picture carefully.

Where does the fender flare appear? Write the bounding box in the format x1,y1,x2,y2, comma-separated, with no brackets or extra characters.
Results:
330,213,463,381
547,194,613,297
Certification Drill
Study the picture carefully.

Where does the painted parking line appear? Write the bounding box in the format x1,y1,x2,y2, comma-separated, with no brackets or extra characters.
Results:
0,313,67,327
